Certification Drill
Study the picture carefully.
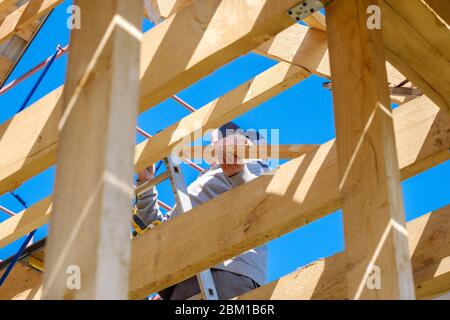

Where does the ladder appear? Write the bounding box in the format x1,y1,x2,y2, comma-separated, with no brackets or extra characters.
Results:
134,156,219,300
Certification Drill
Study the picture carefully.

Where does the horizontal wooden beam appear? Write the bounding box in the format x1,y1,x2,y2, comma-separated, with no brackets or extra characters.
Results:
236,205,450,300
0,0,309,196
137,0,307,112
3,96,449,300
0,0,16,23
0,0,62,43
6,205,450,300
380,0,450,115
0,263,42,300
0,196,52,248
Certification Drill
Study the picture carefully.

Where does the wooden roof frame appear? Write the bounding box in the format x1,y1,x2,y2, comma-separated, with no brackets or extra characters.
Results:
0,0,449,300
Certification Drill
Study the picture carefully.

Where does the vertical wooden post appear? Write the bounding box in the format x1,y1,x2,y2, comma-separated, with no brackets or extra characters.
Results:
43,0,142,299
326,0,415,299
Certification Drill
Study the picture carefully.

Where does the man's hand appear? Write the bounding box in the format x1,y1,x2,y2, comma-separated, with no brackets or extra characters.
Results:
215,133,250,177
137,164,155,184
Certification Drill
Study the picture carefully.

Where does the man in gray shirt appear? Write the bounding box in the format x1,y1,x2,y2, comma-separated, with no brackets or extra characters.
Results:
133,122,270,300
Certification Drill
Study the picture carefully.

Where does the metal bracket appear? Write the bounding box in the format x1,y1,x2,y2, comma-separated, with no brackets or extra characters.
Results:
323,82,423,97
288,0,324,22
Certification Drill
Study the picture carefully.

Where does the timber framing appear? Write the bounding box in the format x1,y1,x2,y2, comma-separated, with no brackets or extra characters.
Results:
0,0,449,300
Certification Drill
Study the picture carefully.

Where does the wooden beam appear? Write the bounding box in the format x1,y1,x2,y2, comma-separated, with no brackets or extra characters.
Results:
0,53,13,74
0,263,42,300
304,11,326,31
137,0,311,112
326,0,414,299
423,0,450,27
143,0,194,24
254,23,407,88
0,196,52,248
0,0,62,43
42,0,142,300
2,95,449,299
0,0,16,16
380,0,450,115
236,205,450,300
0,0,313,196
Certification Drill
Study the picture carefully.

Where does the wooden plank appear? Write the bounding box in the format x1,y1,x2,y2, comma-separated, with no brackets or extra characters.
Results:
424,0,450,26
42,0,142,300
0,53,13,74
0,0,62,43
0,263,42,300
0,0,315,196
236,205,450,300
2,96,450,299
6,206,450,300
326,0,414,299
137,0,315,112
304,11,326,31
380,0,450,115
0,87,63,195
254,23,407,88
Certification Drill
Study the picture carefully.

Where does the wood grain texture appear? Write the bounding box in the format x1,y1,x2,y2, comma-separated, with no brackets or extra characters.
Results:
326,0,414,299
42,0,142,300
380,0,450,115
237,205,450,300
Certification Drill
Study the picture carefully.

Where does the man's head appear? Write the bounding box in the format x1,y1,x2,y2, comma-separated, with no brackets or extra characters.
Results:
211,122,243,145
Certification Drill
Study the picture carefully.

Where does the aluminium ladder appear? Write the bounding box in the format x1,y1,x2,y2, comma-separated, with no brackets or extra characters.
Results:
135,156,219,300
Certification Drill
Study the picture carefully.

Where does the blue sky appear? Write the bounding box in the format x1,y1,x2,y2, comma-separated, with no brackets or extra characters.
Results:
0,1,449,285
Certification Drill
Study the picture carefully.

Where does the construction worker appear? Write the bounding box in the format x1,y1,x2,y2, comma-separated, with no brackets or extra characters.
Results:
133,122,270,300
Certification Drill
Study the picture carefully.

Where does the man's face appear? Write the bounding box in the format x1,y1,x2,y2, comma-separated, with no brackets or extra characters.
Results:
211,129,249,164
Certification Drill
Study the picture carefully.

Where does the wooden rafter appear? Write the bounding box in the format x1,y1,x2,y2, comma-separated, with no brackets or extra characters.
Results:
380,0,450,115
